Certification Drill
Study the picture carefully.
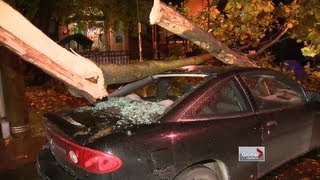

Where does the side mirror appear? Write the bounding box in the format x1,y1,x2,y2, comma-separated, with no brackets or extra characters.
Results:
306,91,320,102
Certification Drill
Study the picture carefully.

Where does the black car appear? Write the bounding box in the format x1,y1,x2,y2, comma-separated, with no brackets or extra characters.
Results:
37,67,320,180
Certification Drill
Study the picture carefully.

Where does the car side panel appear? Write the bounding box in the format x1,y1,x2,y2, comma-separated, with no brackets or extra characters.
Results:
86,115,261,180
257,105,313,177
169,117,261,180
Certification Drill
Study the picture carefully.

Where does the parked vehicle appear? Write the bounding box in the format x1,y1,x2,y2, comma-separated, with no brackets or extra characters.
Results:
36,67,320,180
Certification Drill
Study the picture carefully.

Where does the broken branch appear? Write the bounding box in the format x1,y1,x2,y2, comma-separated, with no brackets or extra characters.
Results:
252,26,289,57
0,1,107,102
149,0,258,67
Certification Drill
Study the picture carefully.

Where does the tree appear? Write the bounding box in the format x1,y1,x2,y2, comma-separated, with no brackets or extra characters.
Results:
277,0,320,57
2,0,320,103
150,0,257,67
181,0,320,58
150,0,320,92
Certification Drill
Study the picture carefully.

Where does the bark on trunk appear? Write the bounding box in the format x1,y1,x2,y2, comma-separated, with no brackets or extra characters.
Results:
67,53,213,98
149,0,258,67
0,1,107,102
100,53,213,85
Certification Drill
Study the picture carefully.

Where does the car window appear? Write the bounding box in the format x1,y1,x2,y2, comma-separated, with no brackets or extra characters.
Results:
133,76,206,101
181,78,251,119
241,73,304,110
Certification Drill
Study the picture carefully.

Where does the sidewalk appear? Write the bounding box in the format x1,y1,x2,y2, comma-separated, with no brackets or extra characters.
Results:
0,111,47,172
0,85,88,179
0,132,47,173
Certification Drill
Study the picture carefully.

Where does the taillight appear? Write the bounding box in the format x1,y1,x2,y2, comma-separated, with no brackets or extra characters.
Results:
46,127,122,174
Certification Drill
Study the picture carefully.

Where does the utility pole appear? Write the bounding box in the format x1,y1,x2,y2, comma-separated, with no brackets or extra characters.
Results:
136,0,143,62
0,0,29,139
152,25,159,60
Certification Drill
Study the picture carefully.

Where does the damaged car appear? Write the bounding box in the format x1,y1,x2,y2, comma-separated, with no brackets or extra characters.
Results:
36,67,320,180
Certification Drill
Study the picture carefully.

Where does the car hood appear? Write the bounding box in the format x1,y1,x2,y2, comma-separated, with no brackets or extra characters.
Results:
44,97,167,145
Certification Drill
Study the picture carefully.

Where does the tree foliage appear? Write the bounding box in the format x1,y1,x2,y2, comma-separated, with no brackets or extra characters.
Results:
15,0,152,34
51,0,152,31
15,0,40,20
182,0,320,57
278,0,320,57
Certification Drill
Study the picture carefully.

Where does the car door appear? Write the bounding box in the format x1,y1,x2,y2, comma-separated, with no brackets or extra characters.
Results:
177,76,262,179
239,71,313,177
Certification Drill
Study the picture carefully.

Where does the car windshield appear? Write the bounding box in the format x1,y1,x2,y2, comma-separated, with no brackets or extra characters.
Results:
73,74,208,126
133,76,206,101
117,74,207,113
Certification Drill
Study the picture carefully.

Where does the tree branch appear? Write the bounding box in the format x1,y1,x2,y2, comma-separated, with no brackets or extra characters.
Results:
149,0,258,67
252,26,289,57
236,44,251,52
0,1,108,102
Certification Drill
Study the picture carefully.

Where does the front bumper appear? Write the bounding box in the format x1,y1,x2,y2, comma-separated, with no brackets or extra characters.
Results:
36,145,74,180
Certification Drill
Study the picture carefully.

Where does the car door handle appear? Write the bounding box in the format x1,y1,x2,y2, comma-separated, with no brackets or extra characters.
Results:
266,120,278,127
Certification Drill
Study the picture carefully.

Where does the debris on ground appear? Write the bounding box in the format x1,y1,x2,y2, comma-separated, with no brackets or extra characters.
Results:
25,86,89,114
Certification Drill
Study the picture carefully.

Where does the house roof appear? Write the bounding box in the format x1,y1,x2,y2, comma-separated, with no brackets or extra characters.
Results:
59,33,94,46
167,34,185,41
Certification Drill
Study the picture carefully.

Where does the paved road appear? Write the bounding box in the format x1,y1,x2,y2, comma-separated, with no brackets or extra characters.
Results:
0,153,319,180
0,162,40,180
262,152,320,180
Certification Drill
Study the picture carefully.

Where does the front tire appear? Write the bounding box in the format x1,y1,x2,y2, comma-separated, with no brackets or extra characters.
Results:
174,164,219,180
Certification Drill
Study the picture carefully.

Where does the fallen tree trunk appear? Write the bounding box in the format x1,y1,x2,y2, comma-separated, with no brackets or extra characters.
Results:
100,53,213,85
68,53,213,98
149,0,258,67
69,53,213,98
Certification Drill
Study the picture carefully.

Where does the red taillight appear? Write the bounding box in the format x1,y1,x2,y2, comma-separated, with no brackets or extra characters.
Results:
82,148,122,173
46,127,122,174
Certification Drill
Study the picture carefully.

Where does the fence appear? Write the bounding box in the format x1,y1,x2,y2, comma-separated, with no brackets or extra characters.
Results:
79,51,140,64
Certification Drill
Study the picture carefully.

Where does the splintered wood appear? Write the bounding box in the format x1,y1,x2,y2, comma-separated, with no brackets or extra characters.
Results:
0,1,107,102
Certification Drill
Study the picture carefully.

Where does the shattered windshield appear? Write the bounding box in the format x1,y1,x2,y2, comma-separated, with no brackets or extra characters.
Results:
74,97,167,127
73,76,206,128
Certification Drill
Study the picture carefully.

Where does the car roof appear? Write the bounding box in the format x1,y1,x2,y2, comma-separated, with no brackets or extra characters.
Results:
109,66,268,98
